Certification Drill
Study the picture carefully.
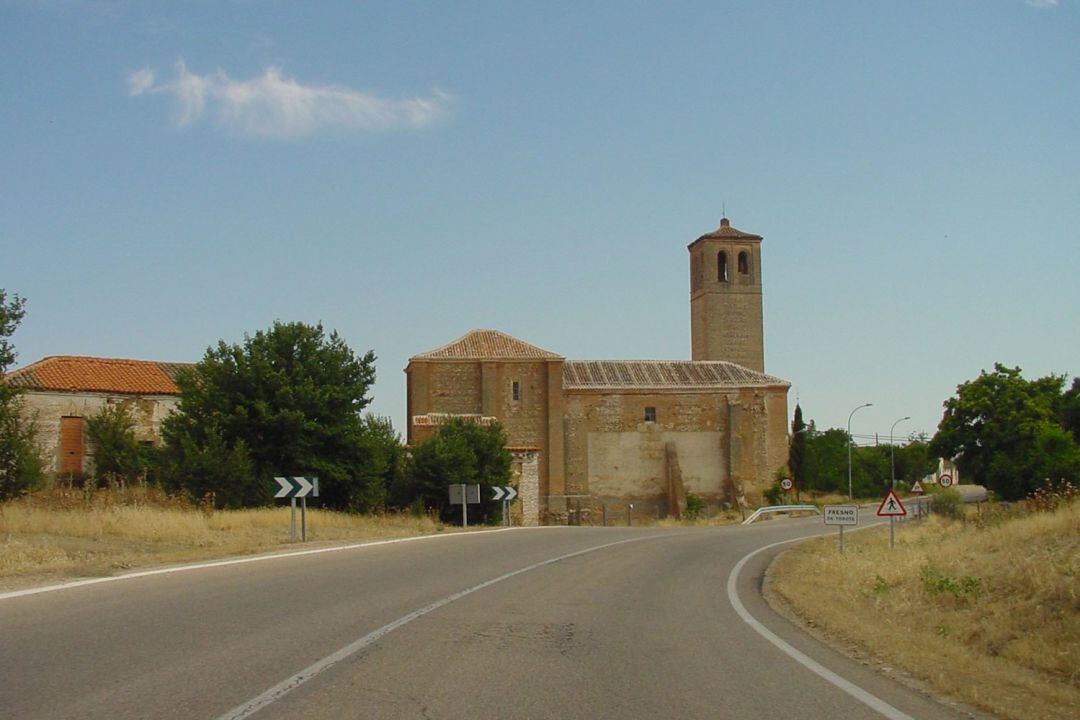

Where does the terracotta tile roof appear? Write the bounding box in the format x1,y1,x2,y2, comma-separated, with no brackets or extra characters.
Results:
411,330,562,361
3,356,190,395
691,217,762,243
563,360,788,390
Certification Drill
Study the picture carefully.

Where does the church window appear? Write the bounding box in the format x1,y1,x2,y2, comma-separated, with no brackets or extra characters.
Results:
738,251,750,275
512,381,521,401
644,406,656,423
718,251,728,282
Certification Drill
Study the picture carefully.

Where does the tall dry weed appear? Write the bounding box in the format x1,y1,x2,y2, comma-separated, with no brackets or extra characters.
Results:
770,502,1079,720
0,487,445,584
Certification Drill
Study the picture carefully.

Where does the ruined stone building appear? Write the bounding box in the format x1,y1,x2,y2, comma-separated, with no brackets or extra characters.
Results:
4,356,187,478
406,218,791,524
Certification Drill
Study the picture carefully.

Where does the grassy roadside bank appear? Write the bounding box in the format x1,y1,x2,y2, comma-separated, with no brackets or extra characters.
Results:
0,486,447,591
767,500,1079,720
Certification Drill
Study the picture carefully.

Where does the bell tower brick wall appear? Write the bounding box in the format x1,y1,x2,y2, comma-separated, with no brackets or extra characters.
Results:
688,218,765,372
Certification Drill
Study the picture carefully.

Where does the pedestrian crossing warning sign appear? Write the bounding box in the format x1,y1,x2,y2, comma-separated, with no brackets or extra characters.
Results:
876,490,907,517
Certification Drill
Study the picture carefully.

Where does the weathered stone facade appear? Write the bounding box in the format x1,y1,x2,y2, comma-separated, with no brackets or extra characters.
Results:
21,391,179,477
406,219,791,521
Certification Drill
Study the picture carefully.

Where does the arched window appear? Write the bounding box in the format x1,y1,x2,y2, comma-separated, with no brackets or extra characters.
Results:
718,251,728,282
738,251,750,275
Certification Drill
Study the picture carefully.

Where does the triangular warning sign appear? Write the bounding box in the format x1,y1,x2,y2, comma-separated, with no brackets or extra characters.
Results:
876,490,907,517
910,480,925,495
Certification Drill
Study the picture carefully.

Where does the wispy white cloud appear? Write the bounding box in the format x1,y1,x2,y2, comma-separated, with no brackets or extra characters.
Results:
128,62,452,139
1025,0,1060,8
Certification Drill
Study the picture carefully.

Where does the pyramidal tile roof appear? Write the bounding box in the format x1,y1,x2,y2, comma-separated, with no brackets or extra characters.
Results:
563,360,788,390
412,330,563,360
3,356,191,395
691,217,762,243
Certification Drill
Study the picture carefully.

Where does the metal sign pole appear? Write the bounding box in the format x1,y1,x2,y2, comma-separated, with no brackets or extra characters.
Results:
302,496,308,542
889,516,895,550
290,498,297,543
461,483,468,529
839,525,845,554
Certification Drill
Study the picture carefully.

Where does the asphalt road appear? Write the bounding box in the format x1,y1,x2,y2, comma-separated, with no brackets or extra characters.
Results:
0,517,978,720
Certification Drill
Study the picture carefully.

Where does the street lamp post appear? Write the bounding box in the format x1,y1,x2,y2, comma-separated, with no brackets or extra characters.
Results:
888,415,910,551
847,403,873,501
890,416,911,490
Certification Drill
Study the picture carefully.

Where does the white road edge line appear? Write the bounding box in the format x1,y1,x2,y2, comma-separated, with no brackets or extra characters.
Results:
215,534,667,720
726,535,915,720
0,526,541,602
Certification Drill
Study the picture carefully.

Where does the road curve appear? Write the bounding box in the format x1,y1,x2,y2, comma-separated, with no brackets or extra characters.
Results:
0,519,976,720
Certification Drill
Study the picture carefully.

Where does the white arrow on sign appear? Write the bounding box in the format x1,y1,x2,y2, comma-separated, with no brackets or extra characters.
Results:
274,476,318,499
491,486,518,502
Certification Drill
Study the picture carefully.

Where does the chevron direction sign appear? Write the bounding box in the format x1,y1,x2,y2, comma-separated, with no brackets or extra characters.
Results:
491,486,518,502
274,476,319,499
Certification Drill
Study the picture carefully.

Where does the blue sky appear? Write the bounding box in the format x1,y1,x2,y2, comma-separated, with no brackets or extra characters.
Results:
3,0,1078,443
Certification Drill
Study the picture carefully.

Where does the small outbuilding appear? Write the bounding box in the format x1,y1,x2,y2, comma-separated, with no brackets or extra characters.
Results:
4,356,189,479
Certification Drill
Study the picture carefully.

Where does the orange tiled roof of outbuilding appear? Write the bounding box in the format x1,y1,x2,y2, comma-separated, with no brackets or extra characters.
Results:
3,356,190,395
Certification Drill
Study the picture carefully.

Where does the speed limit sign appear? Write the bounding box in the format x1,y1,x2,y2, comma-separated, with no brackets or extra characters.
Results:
780,478,794,492
938,473,953,488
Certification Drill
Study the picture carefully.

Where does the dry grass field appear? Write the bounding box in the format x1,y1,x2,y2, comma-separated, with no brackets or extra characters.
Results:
0,486,447,591
769,499,1079,720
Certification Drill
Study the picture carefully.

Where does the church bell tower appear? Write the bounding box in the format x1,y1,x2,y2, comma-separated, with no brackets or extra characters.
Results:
688,217,765,372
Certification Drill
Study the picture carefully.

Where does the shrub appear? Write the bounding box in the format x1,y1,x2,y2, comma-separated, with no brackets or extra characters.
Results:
930,487,965,519
85,404,145,486
685,492,705,519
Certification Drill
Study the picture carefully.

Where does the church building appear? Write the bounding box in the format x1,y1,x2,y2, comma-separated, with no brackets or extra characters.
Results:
405,218,791,524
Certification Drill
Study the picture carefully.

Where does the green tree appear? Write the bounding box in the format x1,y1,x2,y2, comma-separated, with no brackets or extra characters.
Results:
1060,378,1080,445
931,364,1080,500
402,418,512,522
0,290,42,499
159,427,258,508
160,321,382,509
85,403,149,486
802,426,849,494
851,444,890,497
789,403,807,496
891,438,935,488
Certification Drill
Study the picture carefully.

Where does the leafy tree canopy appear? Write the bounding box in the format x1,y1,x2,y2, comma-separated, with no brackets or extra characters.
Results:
0,290,42,499
794,416,934,499
402,418,512,522
160,321,383,509
930,363,1080,500
85,403,152,486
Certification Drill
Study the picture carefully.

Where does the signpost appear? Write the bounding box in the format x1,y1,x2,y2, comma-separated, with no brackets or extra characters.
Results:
876,489,907,550
824,505,858,553
938,473,953,488
274,476,319,542
491,486,518,526
779,478,793,492
910,480,925,495
449,483,481,527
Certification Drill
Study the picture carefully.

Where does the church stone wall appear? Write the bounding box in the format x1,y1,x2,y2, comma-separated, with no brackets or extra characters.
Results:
427,363,483,415
406,358,562,507
562,387,788,514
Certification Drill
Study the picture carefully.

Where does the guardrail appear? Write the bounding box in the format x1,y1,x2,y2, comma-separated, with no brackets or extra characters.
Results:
741,504,821,525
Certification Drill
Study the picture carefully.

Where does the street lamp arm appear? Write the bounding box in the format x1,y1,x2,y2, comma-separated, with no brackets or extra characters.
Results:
847,403,873,501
